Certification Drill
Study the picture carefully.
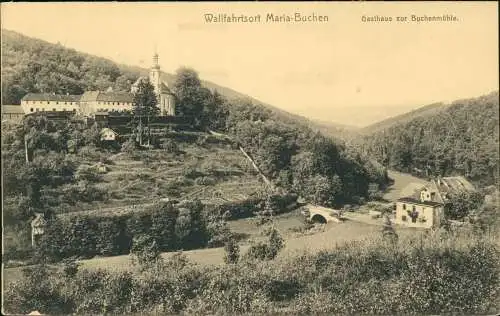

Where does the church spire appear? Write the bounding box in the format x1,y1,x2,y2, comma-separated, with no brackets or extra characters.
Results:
152,51,159,69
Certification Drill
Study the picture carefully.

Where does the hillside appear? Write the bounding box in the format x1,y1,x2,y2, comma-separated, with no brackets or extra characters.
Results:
1,29,351,139
362,91,499,186
361,102,450,134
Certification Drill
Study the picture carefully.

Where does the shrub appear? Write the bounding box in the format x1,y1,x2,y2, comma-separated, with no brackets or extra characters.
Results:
160,139,179,153
223,239,240,264
131,234,162,270
244,228,284,261
121,139,137,153
194,176,216,186
74,165,101,183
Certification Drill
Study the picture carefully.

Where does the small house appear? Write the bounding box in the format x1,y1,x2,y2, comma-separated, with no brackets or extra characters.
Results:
31,213,47,247
100,127,118,141
394,182,445,228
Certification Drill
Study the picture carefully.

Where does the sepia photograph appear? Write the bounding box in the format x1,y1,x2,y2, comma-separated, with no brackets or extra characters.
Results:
1,2,499,315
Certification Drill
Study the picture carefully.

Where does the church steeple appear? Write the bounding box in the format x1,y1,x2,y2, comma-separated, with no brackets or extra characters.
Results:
150,51,161,95
152,52,159,69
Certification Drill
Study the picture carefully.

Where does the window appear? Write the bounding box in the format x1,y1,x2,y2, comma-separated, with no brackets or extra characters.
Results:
412,206,416,212
30,108,34,112
402,204,406,210
63,108,66,112
52,108,56,111
36,108,39,112
47,101,50,104
402,215,407,221
56,102,59,105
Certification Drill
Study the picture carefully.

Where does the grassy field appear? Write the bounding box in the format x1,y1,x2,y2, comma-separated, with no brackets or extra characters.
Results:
2,213,405,287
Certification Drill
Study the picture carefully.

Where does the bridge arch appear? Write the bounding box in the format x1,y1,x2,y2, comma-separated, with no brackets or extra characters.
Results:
311,214,327,223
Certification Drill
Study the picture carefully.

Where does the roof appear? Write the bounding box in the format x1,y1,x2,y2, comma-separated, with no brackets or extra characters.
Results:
80,91,133,103
22,93,81,102
439,176,476,192
31,213,47,227
132,77,173,94
2,105,25,114
397,197,443,207
96,92,134,103
159,82,173,94
100,127,118,135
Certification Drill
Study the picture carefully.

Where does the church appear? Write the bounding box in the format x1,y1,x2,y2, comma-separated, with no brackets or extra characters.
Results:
20,52,175,118
131,53,176,116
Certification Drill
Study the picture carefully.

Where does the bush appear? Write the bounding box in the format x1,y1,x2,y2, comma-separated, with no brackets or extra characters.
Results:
194,176,216,186
5,232,499,315
131,234,162,270
160,139,179,153
244,228,284,261
121,139,137,153
223,239,240,264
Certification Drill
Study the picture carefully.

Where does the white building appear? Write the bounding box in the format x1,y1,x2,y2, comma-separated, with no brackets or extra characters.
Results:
131,53,176,116
79,91,134,117
18,52,176,119
20,93,80,114
100,127,118,141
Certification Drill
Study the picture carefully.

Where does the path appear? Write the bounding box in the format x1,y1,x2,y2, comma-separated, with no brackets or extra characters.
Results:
383,170,429,201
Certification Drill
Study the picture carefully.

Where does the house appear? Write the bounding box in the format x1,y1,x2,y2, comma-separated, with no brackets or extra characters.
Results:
1,105,25,122
21,93,80,114
394,176,477,229
131,52,176,116
394,197,445,229
394,181,445,228
79,91,134,117
31,213,47,247
100,127,118,141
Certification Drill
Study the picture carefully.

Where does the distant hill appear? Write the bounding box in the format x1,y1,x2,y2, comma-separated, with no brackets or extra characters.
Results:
1,29,353,139
361,91,499,186
361,102,450,135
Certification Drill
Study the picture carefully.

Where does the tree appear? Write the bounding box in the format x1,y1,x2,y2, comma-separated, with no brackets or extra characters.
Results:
223,239,240,264
381,215,398,243
172,67,205,127
132,78,158,146
131,234,162,270
268,228,284,259
445,190,484,220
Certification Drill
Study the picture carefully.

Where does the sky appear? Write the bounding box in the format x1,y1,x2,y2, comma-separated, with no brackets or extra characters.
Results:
1,2,498,127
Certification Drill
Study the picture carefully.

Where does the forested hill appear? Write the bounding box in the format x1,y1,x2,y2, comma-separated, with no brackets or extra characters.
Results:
1,29,352,139
361,102,450,135
362,91,499,186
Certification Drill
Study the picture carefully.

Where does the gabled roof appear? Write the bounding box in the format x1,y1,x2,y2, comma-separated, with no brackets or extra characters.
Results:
100,127,118,135
440,176,475,192
31,213,47,227
1,105,24,114
80,91,133,103
96,92,134,103
22,93,81,102
79,91,100,102
159,82,173,94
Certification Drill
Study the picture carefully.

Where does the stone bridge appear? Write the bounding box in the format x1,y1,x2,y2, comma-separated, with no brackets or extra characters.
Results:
303,204,343,223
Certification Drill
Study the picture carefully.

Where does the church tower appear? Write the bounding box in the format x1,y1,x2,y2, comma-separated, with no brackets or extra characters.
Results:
149,52,161,95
